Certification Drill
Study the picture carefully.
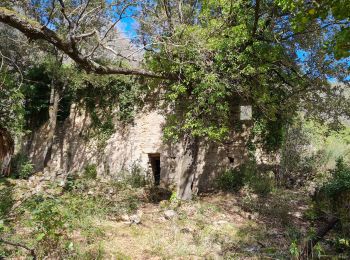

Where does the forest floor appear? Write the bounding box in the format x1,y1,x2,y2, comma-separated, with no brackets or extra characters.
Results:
98,191,310,259
0,176,315,259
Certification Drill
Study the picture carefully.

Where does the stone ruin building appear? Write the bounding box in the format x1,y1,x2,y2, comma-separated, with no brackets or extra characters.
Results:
24,104,257,199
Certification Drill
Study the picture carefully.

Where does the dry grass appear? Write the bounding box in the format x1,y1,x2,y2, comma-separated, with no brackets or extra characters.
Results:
0,178,312,259
88,190,310,259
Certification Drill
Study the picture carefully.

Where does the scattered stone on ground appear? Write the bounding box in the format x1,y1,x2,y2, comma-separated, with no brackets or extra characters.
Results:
164,209,177,219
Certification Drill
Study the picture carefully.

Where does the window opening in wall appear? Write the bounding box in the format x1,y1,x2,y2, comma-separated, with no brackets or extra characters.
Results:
148,153,161,185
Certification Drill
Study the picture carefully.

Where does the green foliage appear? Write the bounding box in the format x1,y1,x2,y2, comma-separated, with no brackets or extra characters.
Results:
276,0,350,59
83,164,97,180
25,196,67,250
323,158,350,198
215,168,245,192
117,164,149,189
142,0,349,142
21,190,110,258
70,72,144,145
10,154,34,179
333,237,350,253
2,56,142,148
252,116,287,151
169,191,178,203
216,161,275,196
315,159,350,241
0,179,14,219
289,240,299,258
22,64,52,129
0,71,25,136
247,171,275,197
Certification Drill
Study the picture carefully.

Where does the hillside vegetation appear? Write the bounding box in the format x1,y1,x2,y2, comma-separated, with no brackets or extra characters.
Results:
0,0,349,259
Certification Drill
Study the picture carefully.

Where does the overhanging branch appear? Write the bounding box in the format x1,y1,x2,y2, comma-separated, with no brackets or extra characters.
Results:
0,7,166,79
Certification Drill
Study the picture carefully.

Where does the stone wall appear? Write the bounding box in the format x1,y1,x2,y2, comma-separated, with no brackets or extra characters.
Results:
25,104,251,197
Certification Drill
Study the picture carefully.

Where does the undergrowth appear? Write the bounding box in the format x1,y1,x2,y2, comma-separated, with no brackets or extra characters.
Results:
0,169,149,259
216,161,275,196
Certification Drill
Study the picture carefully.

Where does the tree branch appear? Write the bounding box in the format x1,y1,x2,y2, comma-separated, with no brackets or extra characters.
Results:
252,0,260,37
0,7,166,79
0,238,36,260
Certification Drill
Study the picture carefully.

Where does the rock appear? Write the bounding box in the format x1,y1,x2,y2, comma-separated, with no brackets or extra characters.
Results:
293,211,303,219
180,227,193,234
214,220,228,226
44,175,52,181
164,209,177,220
129,210,143,224
129,214,141,224
244,245,260,253
121,214,130,222
213,243,222,254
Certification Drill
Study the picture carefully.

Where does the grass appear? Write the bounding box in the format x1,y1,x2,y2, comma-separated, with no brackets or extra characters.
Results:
0,175,319,259
0,179,14,219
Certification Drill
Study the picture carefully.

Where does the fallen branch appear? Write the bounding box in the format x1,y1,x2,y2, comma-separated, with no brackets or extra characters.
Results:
300,216,339,259
0,238,36,259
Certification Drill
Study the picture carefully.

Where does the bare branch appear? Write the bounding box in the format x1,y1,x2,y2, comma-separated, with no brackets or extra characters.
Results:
0,7,167,79
75,30,96,40
0,238,37,260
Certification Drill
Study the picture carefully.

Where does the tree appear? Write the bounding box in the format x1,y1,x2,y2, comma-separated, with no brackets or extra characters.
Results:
0,0,163,78
0,0,349,149
138,0,349,142
276,0,350,59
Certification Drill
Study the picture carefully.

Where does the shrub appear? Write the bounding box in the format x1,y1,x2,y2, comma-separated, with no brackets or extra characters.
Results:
116,164,148,189
246,171,275,197
11,154,34,179
316,158,350,236
215,168,245,192
216,161,274,195
322,158,350,198
83,164,97,179
22,191,110,258
24,195,68,257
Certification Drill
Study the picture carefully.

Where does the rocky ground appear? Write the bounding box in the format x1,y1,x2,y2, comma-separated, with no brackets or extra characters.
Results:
0,175,312,259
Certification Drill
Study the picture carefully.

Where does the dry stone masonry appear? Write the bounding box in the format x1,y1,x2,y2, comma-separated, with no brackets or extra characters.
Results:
25,104,252,199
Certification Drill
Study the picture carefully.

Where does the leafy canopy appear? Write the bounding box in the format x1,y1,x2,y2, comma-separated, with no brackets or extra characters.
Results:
140,0,349,142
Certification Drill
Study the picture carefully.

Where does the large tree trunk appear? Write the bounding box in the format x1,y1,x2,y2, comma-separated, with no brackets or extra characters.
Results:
177,137,199,200
0,128,14,176
43,80,61,168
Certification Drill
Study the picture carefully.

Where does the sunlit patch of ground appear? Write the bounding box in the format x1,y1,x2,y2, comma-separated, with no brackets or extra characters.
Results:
0,177,311,259
92,191,310,259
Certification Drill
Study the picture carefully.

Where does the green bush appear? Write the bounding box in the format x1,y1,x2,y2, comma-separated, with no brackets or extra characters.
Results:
11,154,34,179
322,158,350,198
83,164,97,179
216,161,274,195
24,195,68,257
215,168,245,192
312,158,350,258
248,173,275,197
316,158,350,236
117,164,148,189
22,191,110,258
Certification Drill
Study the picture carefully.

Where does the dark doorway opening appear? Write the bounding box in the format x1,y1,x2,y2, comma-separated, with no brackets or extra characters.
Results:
148,153,161,185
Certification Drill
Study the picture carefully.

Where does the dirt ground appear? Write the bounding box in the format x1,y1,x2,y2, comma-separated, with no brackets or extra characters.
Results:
0,178,312,259
93,190,310,259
